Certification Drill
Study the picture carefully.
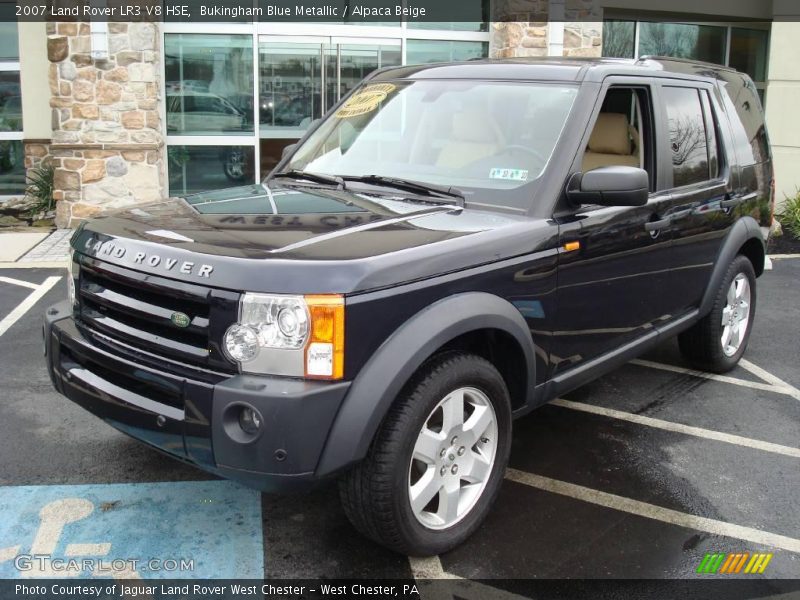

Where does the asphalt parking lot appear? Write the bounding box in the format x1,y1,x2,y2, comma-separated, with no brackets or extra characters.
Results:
0,260,798,588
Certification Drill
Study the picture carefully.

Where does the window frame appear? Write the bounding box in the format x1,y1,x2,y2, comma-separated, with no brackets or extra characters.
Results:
0,47,23,200
657,80,729,193
577,83,659,194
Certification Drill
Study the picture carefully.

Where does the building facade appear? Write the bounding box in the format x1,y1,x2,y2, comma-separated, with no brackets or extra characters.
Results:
0,0,798,227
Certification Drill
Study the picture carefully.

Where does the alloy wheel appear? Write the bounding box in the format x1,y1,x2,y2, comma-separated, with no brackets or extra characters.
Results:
721,273,751,357
407,387,498,530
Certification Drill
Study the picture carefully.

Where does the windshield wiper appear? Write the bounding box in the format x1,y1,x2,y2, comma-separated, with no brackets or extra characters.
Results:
342,175,464,206
272,169,345,188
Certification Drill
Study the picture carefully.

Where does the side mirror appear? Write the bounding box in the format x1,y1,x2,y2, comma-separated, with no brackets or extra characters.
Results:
281,143,297,160
566,166,649,207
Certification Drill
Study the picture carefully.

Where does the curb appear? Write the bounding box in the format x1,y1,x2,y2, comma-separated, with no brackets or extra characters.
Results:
0,261,69,269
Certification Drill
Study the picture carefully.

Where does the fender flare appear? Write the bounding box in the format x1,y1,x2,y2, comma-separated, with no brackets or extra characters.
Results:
699,216,765,317
315,292,536,477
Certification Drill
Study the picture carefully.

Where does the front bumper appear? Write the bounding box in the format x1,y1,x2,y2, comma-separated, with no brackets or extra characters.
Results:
44,301,350,492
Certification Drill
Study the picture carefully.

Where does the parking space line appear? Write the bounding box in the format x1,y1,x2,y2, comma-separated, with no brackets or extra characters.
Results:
0,276,61,337
630,358,782,394
506,468,800,553
409,556,456,579
409,556,531,598
739,359,800,402
550,398,800,458
0,276,41,290
0,546,20,563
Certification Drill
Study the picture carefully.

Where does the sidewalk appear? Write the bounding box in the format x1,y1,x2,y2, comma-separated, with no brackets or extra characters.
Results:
0,229,72,269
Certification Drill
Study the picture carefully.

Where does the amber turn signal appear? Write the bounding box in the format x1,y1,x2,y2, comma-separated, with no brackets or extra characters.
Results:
304,295,345,380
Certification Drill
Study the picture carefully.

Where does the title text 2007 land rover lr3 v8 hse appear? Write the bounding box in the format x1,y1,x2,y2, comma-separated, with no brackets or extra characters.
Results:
45,58,773,555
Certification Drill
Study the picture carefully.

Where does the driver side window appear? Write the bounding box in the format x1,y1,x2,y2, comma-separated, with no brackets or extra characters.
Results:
582,87,655,190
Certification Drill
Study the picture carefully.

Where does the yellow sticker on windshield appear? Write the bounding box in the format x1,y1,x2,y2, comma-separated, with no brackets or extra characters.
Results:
335,83,396,119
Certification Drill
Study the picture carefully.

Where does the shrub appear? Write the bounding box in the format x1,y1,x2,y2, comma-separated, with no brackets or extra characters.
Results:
25,163,55,216
777,190,800,240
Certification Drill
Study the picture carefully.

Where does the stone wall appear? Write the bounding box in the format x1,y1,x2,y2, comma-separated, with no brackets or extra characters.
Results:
44,20,164,227
562,22,603,57
491,22,549,58
490,1,603,59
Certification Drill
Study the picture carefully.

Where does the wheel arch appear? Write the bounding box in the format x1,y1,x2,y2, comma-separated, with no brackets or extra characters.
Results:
699,216,765,317
315,292,536,477
738,237,765,278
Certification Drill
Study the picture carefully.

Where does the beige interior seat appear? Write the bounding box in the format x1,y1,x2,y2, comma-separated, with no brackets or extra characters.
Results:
436,109,503,169
582,112,640,172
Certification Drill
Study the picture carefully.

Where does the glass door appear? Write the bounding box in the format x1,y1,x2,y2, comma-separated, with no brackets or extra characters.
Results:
326,39,402,113
258,36,400,173
259,36,326,140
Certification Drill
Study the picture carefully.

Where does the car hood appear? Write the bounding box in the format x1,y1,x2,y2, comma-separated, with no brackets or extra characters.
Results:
73,182,548,294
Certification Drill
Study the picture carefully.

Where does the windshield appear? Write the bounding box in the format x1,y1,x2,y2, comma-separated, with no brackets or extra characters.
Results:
283,79,578,210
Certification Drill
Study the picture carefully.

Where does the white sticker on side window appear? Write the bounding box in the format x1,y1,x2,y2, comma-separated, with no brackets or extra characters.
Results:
489,168,529,181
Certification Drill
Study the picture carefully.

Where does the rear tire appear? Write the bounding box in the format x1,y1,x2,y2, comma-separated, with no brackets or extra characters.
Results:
678,255,756,373
339,353,512,555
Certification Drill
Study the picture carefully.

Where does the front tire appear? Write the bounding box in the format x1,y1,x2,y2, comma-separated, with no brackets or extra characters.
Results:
339,353,512,555
678,255,757,373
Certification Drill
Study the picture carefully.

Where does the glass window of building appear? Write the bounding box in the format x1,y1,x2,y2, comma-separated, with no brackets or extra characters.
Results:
164,34,256,194
164,34,254,136
0,140,23,196
258,39,400,173
601,21,636,59
406,40,489,64
638,22,726,64
168,146,256,197
729,28,769,83
0,22,19,61
0,72,22,132
0,22,22,197
602,21,769,104
164,22,491,187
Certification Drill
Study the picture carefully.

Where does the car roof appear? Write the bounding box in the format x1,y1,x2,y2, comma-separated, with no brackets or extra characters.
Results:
370,56,744,85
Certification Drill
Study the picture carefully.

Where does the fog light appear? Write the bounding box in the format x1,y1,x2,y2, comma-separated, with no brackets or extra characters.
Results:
238,407,262,435
224,324,259,362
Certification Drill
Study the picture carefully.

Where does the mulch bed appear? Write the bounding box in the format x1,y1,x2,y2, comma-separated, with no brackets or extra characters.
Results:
767,233,800,255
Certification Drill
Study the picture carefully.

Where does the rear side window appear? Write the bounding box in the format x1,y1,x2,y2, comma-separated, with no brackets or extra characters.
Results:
720,74,770,166
663,87,710,187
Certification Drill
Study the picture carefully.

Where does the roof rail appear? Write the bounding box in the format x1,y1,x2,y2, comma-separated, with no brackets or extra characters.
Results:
636,55,736,72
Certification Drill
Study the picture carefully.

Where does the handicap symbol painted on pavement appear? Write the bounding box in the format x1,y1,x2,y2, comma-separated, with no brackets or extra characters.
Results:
0,481,263,579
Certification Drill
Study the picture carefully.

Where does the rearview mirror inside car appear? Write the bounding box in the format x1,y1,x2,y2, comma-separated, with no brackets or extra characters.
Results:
566,166,649,207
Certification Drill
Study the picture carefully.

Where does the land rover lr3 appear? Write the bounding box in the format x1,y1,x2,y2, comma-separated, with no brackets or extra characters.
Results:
45,58,773,555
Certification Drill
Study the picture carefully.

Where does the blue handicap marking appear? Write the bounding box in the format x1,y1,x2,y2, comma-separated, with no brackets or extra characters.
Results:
0,481,263,579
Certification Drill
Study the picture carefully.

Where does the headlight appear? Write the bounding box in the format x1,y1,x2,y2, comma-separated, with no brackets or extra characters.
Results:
223,324,259,362
223,293,344,380
67,250,76,307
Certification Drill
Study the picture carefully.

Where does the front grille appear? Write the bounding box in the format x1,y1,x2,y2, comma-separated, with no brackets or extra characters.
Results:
60,340,184,410
76,255,239,373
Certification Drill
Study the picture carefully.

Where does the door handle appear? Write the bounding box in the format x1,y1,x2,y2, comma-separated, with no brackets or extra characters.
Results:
645,218,670,232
